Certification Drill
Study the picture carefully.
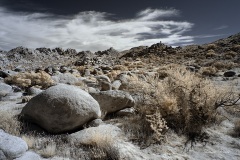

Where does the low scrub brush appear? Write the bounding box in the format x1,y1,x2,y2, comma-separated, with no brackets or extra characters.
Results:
5,71,54,89
126,65,239,143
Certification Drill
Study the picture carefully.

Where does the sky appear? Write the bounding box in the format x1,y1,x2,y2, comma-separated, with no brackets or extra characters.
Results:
0,0,239,52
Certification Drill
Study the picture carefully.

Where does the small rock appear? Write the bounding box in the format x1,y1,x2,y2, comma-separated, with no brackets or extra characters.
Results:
186,66,195,72
223,71,236,77
86,119,103,127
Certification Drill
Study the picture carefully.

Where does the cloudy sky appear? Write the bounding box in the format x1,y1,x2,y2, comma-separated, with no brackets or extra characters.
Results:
0,0,239,51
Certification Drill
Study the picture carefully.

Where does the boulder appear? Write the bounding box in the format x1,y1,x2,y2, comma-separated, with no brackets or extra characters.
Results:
223,70,236,77
52,73,78,85
21,84,101,133
112,80,122,90
0,83,12,98
15,151,41,160
90,90,135,114
0,129,28,159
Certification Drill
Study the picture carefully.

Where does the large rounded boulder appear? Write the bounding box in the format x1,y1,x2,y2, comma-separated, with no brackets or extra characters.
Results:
21,84,101,133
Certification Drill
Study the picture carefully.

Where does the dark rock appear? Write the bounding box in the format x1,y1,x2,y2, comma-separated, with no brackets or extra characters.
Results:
223,71,236,77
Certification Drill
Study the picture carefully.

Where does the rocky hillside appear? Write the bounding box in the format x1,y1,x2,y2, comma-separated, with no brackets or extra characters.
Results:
0,33,240,160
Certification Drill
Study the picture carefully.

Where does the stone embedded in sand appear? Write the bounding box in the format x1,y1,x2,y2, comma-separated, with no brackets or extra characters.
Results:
21,84,101,133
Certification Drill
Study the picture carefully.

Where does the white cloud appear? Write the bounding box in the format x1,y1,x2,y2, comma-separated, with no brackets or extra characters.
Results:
214,25,228,30
0,7,194,52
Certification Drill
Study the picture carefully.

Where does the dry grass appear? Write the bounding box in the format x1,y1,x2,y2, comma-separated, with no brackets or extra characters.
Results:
40,142,56,158
22,135,35,149
80,130,120,160
4,71,54,89
0,110,21,136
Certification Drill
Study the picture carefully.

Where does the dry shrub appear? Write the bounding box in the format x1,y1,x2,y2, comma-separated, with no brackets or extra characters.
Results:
232,45,240,52
39,141,56,158
199,66,217,76
224,51,237,59
206,49,217,58
4,71,54,89
126,65,239,142
106,70,122,81
112,65,128,71
74,81,88,91
0,110,21,136
76,66,86,75
212,61,236,70
206,44,217,50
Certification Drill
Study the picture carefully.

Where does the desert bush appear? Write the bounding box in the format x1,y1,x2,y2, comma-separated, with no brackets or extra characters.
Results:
125,65,239,143
199,66,218,76
224,51,237,59
112,65,128,71
0,110,21,136
4,71,54,89
212,61,237,70
206,49,217,58
232,45,240,52
206,44,217,50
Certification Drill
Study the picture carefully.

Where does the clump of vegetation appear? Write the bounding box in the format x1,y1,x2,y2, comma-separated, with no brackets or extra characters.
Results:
212,61,237,70
4,71,54,89
0,110,22,136
123,65,239,144
86,132,120,160
206,49,217,58
224,51,237,59
112,65,128,71
199,66,218,76
206,44,217,50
